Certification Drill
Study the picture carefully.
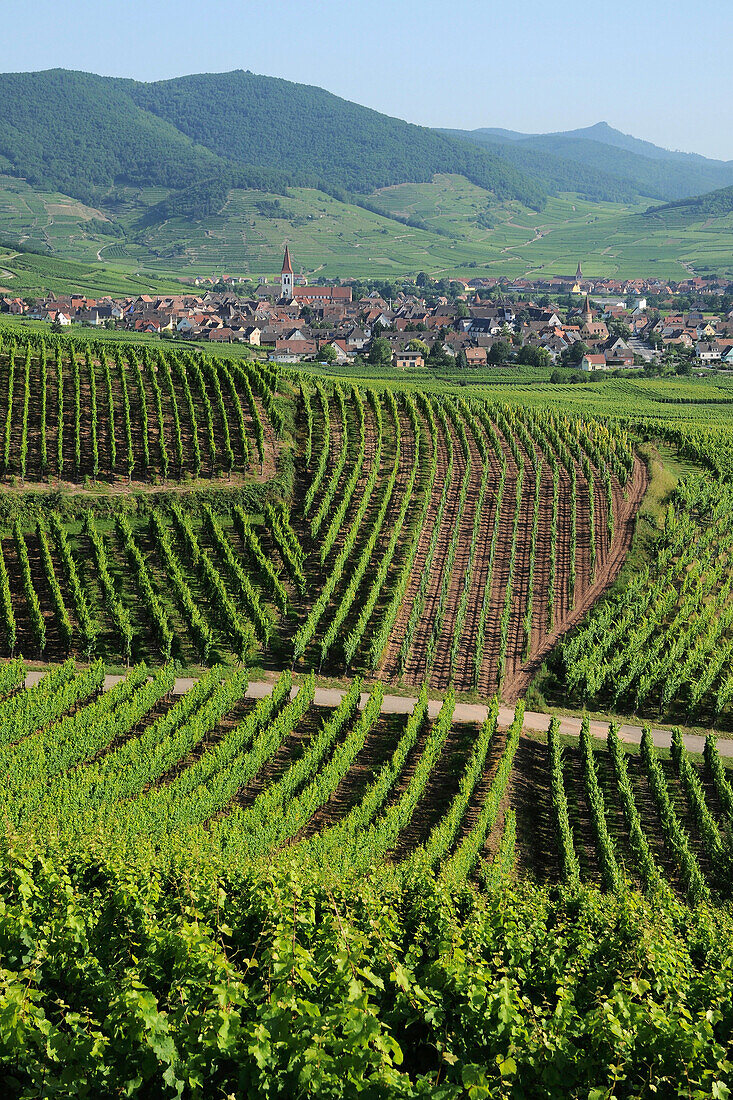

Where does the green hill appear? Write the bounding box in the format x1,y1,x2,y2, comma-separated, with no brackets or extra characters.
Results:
648,184,733,221
447,122,733,202
0,68,546,213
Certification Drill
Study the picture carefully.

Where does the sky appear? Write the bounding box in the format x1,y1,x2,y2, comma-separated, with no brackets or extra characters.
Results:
5,0,733,160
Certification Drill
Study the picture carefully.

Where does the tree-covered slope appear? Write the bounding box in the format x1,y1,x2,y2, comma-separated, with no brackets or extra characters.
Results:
126,69,546,205
648,183,733,221
448,122,733,202
0,69,227,203
0,68,546,212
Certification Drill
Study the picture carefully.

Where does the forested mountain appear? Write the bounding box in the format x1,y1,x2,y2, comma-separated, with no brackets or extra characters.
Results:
447,122,733,202
0,68,546,213
648,184,733,221
0,70,226,202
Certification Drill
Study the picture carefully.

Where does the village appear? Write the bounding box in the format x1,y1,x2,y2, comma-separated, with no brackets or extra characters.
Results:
3,249,733,372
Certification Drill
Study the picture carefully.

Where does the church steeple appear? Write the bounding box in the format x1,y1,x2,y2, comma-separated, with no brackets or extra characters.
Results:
281,245,294,300
576,260,583,282
581,293,593,324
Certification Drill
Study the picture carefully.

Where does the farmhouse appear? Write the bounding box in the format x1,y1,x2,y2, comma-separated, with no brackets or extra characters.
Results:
393,349,424,369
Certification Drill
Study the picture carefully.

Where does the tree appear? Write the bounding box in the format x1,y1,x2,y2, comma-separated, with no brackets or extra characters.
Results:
416,272,430,288
560,340,589,367
407,338,430,358
487,340,512,365
456,348,468,370
517,345,551,368
427,339,451,368
368,337,392,366
319,344,338,363
455,300,470,319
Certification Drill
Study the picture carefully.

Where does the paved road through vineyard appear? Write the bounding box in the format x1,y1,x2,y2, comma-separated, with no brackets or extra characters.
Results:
24,671,732,756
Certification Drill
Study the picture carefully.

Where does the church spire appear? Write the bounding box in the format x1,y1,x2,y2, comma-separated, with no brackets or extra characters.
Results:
576,259,583,282
281,245,294,299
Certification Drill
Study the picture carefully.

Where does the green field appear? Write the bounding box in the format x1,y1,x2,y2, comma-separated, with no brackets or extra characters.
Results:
2,170,733,292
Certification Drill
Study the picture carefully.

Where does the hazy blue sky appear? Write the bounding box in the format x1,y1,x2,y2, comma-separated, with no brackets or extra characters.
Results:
6,0,733,159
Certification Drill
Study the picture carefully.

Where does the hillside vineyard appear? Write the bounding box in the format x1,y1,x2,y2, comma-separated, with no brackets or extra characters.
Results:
5,326,733,1096
0,334,645,704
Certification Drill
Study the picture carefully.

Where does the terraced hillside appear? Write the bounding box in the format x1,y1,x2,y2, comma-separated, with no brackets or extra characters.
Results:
3,328,733,1098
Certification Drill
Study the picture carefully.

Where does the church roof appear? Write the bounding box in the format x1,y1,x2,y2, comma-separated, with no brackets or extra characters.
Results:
576,260,583,280
281,245,293,275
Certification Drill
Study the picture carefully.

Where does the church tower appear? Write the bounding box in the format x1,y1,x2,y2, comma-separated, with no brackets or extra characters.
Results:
571,260,583,294
581,293,593,324
281,245,294,300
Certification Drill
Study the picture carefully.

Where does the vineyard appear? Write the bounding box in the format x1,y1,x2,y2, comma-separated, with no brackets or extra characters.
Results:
5,659,733,901
2,327,733,1096
0,334,282,485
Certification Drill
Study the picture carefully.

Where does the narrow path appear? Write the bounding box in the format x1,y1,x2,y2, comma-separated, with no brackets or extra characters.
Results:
23,671,733,756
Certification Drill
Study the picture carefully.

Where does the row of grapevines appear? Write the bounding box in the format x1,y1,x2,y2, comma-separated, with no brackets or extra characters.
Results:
101,354,116,473
578,717,620,891
606,724,661,891
62,668,247,821
414,697,499,872
670,727,725,874
201,507,271,644
19,344,30,481
233,507,287,612
217,358,250,468
13,521,45,654
317,395,392,666
342,692,456,874
303,383,330,512
172,354,201,477
0,536,16,653
265,502,306,592
640,726,708,902
291,402,384,662
0,661,88,748
366,394,435,670
153,673,314,833
344,394,422,667
114,350,135,479
319,387,371,563
116,516,173,659
170,505,254,658
310,382,349,536
37,521,73,652
396,398,454,675
547,717,581,886
224,681,383,861
441,701,524,886
85,513,133,662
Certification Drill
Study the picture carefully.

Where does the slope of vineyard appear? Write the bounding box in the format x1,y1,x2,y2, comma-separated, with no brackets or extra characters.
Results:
3,326,733,1096
0,333,283,485
4,663,733,907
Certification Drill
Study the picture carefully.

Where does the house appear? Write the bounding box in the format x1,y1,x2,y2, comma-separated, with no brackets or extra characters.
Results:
274,338,317,358
696,341,722,362
319,339,350,363
465,346,488,366
393,349,424,370
580,353,607,372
